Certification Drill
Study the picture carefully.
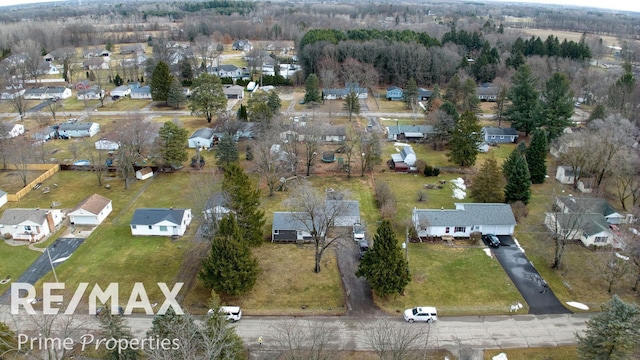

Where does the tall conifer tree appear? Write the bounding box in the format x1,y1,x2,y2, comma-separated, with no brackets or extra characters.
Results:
526,129,548,184
222,164,266,247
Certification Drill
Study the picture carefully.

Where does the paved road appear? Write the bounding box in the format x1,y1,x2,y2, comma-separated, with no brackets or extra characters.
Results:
492,236,571,315
0,307,589,353
0,238,84,304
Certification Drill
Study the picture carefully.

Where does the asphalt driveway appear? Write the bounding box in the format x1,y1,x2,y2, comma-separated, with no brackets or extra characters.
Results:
492,235,571,315
0,237,84,304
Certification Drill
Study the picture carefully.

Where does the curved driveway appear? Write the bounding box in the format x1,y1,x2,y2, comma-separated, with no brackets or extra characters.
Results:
493,236,571,315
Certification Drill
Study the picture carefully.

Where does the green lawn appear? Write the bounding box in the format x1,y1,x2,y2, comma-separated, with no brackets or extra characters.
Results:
0,242,41,294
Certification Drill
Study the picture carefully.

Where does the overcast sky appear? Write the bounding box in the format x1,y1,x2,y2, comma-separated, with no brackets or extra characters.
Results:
0,0,637,13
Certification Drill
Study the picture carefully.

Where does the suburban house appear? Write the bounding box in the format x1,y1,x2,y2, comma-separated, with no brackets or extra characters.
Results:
135,167,154,180
1,86,25,100
130,208,192,237
56,122,100,138
83,57,110,70
389,145,417,172
95,132,120,151
68,194,113,226
188,128,216,148
77,86,104,100
321,125,346,142
0,190,7,209
323,83,368,100
83,48,110,58
23,87,72,100
412,203,517,239
482,127,518,144
386,86,403,101
130,86,152,100
223,85,245,99
1,123,25,138
418,87,433,101
232,39,253,51
271,212,322,242
120,44,146,55
0,208,63,242
208,64,243,80
110,85,131,97
386,124,434,142
544,196,633,248
477,83,500,101
272,199,361,242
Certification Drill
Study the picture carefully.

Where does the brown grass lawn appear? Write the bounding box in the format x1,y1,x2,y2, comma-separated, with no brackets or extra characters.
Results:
184,243,344,316
0,170,45,193
484,346,578,360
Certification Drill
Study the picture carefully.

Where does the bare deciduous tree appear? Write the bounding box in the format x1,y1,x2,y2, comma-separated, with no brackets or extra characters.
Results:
591,250,633,294
359,319,432,360
301,124,322,177
115,115,158,189
286,180,352,273
271,319,343,360
8,137,34,187
251,128,291,197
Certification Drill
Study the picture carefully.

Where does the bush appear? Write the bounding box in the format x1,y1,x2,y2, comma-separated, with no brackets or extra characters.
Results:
511,201,529,222
375,182,396,219
416,190,427,202
414,159,426,174
3,233,12,239
424,165,440,177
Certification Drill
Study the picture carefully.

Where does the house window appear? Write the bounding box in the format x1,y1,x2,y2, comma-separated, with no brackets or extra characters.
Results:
274,230,279,234
159,226,167,232
148,225,153,230
454,226,465,233
445,227,450,234
500,136,504,139
24,225,32,231
132,225,137,229
594,236,608,243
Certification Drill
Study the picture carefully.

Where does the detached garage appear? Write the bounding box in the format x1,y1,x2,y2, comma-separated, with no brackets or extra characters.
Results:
68,194,113,226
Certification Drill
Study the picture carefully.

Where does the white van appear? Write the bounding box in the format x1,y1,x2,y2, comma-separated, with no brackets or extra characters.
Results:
403,306,437,323
208,306,242,322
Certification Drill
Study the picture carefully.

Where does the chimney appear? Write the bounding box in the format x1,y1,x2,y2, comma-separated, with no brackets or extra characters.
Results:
46,211,56,233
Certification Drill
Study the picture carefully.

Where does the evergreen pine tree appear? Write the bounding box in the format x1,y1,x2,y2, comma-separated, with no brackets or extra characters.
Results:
98,307,140,360
189,73,227,123
303,74,322,104
526,129,548,184
150,61,173,104
502,144,521,181
158,121,189,167
403,78,419,110
504,152,531,204
587,104,606,122
237,104,248,121
541,72,574,142
446,111,482,166
470,156,505,203
504,65,540,136
356,220,411,297
216,135,238,168
222,163,266,247
577,295,640,360
199,215,259,295
167,78,187,109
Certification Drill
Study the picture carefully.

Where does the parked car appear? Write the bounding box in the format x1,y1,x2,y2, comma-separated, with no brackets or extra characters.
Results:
482,234,501,248
208,306,242,322
96,306,124,316
358,239,370,259
403,306,438,323
353,223,365,242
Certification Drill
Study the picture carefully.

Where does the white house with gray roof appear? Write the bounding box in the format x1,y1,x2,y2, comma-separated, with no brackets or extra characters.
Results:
0,208,63,242
412,203,516,239
130,208,192,237
188,128,216,148
56,122,100,138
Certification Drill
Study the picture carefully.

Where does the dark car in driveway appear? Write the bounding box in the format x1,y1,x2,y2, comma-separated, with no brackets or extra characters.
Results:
482,233,501,248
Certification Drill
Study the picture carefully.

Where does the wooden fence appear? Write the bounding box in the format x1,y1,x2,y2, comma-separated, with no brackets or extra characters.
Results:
6,164,60,202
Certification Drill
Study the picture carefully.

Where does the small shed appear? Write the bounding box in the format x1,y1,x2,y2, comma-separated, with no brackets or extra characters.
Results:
136,167,154,180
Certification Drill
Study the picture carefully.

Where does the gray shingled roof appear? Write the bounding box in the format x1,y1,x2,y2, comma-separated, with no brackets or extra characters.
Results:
387,124,434,136
414,203,516,227
57,122,96,131
483,127,518,136
190,128,215,139
272,211,318,231
130,208,188,226
557,196,618,217
325,200,360,218
0,208,50,225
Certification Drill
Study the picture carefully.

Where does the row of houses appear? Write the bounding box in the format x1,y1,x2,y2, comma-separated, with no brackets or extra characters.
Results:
0,193,194,241
385,82,500,102
385,124,518,144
